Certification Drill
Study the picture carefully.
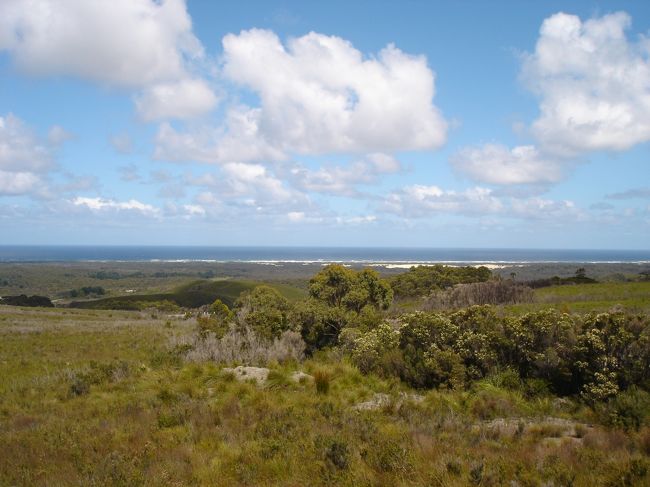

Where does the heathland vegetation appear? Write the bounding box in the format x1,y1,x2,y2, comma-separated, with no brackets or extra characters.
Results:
1,262,650,485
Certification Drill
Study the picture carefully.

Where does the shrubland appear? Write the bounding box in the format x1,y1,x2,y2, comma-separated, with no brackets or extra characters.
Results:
1,263,650,485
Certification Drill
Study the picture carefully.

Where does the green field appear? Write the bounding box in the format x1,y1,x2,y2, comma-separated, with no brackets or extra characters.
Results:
502,281,650,314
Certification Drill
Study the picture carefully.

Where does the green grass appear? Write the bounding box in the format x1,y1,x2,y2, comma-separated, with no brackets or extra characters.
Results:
503,281,650,314
2,304,650,486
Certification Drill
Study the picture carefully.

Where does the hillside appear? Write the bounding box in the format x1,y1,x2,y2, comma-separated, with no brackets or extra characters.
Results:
70,279,306,310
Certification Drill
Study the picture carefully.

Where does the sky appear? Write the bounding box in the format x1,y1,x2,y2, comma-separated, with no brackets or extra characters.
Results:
0,0,649,249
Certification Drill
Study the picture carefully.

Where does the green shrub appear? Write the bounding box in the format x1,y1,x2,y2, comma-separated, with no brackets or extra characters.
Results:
325,440,349,470
602,387,650,431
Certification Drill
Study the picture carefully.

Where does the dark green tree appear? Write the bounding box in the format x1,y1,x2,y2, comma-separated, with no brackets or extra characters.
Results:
234,286,292,339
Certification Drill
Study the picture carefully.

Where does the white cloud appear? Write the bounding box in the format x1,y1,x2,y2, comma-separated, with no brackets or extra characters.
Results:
0,0,202,87
72,196,159,216
287,211,307,222
288,153,401,196
47,125,73,145
186,163,310,213
222,30,446,155
522,11,650,155
154,117,286,164
0,114,51,172
221,162,300,205
0,0,216,120
182,204,205,216
0,113,55,196
335,215,377,225
383,185,503,218
0,170,40,195
156,29,447,163
451,144,564,185
135,78,218,121
382,184,584,222
510,197,583,221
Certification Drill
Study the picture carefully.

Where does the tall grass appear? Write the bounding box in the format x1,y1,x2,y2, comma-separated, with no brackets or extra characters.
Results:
170,325,305,365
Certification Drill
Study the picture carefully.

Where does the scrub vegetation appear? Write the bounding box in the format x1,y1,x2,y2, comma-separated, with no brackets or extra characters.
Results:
1,262,650,485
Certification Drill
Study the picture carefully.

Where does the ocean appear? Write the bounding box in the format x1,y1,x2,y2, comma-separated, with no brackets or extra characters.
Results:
0,246,648,264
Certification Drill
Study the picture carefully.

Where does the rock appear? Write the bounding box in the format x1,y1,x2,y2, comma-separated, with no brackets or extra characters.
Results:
223,366,270,384
222,367,313,386
353,392,425,411
354,393,392,411
291,371,313,383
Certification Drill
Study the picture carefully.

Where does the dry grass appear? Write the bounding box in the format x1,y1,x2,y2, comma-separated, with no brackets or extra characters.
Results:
170,325,305,365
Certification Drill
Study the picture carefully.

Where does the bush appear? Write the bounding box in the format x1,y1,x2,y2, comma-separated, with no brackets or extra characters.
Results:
235,286,292,339
347,306,650,399
602,387,650,431
423,279,534,309
390,264,492,299
171,325,305,366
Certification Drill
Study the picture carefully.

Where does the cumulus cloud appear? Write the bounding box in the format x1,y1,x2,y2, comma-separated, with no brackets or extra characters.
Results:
454,11,650,187
222,29,446,155
0,0,216,120
0,0,201,87
153,113,286,163
221,162,311,210
186,163,310,214
451,144,564,185
135,78,218,121
383,186,504,218
288,153,401,196
522,11,650,156
0,113,55,195
156,29,447,163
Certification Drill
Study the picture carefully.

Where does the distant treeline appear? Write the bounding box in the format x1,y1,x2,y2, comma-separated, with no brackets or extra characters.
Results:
526,268,598,288
0,294,53,307
70,280,260,310
67,286,105,298
88,270,213,280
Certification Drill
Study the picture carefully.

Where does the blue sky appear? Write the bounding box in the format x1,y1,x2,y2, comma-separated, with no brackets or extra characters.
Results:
0,0,649,248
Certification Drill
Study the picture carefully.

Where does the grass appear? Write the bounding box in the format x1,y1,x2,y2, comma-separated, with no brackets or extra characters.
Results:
2,304,650,485
503,281,650,314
